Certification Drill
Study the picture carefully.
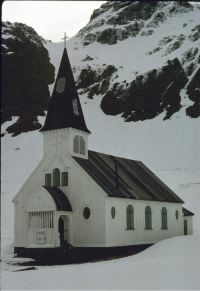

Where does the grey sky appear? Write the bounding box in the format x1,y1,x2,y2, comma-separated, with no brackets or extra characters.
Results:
2,1,106,42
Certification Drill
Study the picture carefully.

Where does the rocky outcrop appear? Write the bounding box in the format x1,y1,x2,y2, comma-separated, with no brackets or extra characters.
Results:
78,1,194,47
77,65,118,99
1,21,54,135
76,0,199,122
100,58,188,121
186,68,200,118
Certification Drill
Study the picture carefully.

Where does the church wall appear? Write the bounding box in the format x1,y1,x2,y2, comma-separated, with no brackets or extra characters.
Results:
42,128,89,161
40,131,107,247
66,157,107,247
14,204,26,247
105,198,183,246
184,216,193,235
13,159,45,247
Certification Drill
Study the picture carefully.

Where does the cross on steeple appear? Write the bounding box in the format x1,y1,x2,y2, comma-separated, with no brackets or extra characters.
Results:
62,32,69,48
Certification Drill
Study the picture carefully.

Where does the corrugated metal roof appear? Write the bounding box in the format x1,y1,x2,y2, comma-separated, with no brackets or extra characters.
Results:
43,186,72,211
73,150,184,203
183,207,194,216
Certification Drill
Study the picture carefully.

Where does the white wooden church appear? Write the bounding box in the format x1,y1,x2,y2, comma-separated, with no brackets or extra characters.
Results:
13,45,194,256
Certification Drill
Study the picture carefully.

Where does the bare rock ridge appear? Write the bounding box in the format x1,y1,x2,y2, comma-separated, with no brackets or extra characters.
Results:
75,1,200,121
101,58,188,121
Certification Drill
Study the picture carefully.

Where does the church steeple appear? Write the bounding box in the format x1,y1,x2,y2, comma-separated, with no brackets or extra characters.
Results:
41,46,90,133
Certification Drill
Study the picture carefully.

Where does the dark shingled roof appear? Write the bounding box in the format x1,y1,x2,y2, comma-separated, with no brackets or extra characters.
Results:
183,207,194,216
73,150,184,203
43,186,72,211
41,48,90,133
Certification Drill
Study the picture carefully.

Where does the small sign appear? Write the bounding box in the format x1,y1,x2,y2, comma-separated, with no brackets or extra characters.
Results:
36,231,46,244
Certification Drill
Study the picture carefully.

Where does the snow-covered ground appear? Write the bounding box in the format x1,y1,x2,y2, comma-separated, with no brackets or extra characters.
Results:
1,235,200,290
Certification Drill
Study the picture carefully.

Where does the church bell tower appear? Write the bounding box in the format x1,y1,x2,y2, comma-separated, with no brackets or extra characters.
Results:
40,36,90,160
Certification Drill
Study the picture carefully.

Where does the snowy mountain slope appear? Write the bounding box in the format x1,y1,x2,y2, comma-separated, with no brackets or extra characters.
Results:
65,1,200,121
1,235,200,289
1,0,200,262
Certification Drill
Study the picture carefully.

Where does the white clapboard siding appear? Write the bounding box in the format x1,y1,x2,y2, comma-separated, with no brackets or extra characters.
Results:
184,216,193,235
66,157,107,247
13,159,45,247
105,198,183,246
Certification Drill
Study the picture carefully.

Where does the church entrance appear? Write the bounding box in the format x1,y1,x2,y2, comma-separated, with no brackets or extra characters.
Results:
184,219,188,235
58,215,69,248
58,217,64,247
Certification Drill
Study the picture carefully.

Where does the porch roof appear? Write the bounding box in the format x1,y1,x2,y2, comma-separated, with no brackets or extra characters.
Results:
183,207,194,216
43,186,72,211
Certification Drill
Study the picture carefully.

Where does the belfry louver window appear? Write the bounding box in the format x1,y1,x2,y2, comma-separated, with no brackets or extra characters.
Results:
73,135,85,154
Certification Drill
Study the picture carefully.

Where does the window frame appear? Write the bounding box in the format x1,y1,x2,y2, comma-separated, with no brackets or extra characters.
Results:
126,204,134,230
61,171,68,186
161,207,168,230
80,136,86,154
73,135,79,153
28,211,54,229
52,168,60,187
145,205,152,230
73,135,86,155
45,173,51,187
111,207,116,219
175,210,179,220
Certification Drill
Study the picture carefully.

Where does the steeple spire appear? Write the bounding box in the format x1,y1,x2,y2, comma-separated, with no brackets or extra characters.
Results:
41,45,90,133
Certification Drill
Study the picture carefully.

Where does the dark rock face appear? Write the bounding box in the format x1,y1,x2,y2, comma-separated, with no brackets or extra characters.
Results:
100,58,188,121
1,21,55,135
76,0,199,123
189,25,200,42
77,65,118,99
77,66,99,89
79,1,194,47
186,68,200,118
6,116,42,137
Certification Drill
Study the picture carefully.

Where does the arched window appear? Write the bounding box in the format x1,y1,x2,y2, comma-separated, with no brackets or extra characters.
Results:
161,207,168,229
111,207,116,219
73,135,86,154
53,168,60,186
145,206,152,229
73,136,79,153
127,204,134,229
45,173,51,186
80,136,85,154
175,210,179,220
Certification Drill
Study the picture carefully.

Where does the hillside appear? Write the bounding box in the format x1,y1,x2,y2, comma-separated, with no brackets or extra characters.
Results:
70,1,200,121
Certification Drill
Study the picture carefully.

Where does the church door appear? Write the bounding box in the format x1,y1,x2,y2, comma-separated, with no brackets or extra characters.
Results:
184,219,188,235
58,217,65,247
